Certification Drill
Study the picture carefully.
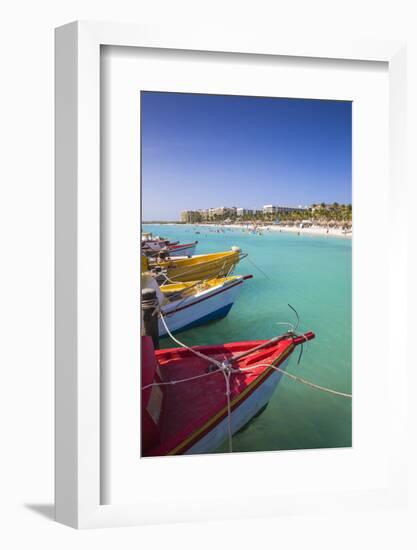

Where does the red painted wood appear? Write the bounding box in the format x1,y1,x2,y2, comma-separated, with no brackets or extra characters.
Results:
141,332,315,456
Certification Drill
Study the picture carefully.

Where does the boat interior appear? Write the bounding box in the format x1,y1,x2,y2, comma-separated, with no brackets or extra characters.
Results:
141,334,304,456
159,276,240,298
152,249,241,268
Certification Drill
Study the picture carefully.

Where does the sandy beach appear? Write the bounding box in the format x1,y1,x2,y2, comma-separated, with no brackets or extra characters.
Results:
196,223,352,238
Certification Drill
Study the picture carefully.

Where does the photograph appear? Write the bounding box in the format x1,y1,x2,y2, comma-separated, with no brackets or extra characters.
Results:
140,91,352,457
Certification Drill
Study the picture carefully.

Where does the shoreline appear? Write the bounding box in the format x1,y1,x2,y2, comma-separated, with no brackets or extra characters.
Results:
213,224,351,238
144,222,352,239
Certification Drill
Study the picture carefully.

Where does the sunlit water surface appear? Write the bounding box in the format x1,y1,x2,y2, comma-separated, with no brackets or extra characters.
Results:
143,224,352,453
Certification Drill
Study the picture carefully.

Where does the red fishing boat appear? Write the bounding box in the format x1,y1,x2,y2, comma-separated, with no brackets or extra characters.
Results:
163,241,198,257
142,330,315,456
142,240,199,257
141,232,198,257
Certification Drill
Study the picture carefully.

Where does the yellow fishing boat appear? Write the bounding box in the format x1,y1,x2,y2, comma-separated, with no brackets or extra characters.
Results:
149,247,245,283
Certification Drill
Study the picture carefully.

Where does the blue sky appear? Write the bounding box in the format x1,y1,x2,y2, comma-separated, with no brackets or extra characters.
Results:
141,92,352,221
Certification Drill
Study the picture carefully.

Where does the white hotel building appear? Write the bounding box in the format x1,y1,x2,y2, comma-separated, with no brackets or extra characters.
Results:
236,208,254,216
263,204,305,215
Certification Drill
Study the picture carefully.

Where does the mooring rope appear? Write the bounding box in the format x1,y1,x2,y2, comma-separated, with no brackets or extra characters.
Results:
237,363,352,398
142,368,220,390
142,300,351,455
220,365,234,453
244,255,271,280
159,313,223,370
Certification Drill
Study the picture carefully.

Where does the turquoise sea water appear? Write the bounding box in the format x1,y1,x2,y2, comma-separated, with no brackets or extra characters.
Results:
144,224,352,453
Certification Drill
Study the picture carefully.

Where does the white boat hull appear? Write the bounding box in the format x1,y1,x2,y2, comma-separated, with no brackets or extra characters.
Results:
159,278,244,336
142,240,170,251
185,359,288,454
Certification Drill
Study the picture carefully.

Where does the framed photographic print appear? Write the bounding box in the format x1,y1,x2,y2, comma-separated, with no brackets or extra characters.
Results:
55,21,407,528
139,91,352,458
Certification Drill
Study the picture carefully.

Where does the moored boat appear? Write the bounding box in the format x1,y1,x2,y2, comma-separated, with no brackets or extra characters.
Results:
141,330,315,456
143,274,253,336
149,247,245,283
141,232,176,251
141,230,198,257
156,241,198,257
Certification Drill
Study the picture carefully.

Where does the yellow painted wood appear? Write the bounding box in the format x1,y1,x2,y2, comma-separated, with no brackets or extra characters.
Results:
153,250,242,282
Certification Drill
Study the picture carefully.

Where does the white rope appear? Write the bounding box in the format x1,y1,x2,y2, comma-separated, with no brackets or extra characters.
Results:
244,255,271,280
159,313,223,370
159,272,181,286
142,369,220,390
238,362,352,398
220,363,234,453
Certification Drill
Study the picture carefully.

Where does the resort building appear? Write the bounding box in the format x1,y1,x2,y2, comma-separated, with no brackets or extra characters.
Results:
213,206,237,217
236,208,254,216
263,204,303,215
180,203,348,223
180,210,202,223
196,209,208,220
200,208,217,220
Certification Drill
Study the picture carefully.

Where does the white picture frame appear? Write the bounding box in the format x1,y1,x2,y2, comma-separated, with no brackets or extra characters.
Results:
55,21,407,529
